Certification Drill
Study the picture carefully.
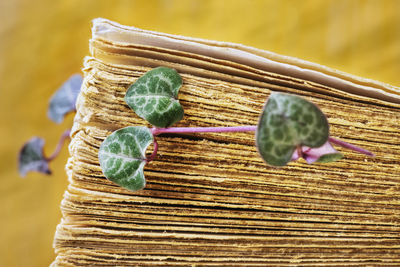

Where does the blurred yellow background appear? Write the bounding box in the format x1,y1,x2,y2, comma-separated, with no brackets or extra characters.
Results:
1,0,399,266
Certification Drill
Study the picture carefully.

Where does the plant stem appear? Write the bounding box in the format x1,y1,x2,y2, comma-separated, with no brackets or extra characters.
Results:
151,126,257,135
146,137,158,163
328,137,375,157
151,126,374,157
45,129,71,162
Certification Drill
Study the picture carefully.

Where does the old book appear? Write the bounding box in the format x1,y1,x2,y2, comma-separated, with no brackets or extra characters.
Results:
52,18,400,266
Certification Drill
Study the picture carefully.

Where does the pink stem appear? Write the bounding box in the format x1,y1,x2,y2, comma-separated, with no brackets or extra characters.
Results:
149,126,374,158
45,129,71,162
328,137,375,157
148,126,256,163
146,137,159,163
151,126,257,136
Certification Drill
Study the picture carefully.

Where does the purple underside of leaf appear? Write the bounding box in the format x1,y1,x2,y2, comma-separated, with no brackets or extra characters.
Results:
18,137,51,177
48,74,83,123
291,141,338,164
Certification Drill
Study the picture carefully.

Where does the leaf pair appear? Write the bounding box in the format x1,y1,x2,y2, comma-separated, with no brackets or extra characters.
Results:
19,75,82,177
99,67,184,191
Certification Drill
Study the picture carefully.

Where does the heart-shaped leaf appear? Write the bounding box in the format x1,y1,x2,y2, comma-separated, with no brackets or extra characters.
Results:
125,67,184,128
256,92,329,166
48,74,83,123
98,126,153,191
18,137,51,177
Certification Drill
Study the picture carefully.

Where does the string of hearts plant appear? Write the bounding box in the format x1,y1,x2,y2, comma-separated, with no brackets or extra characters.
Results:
18,74,82,176
98,67,374,192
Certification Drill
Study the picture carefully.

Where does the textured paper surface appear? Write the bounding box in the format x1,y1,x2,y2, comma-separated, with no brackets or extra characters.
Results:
53,19,400,266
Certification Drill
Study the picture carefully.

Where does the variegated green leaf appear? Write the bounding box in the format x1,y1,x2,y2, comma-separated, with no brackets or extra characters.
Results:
125,67,184,128
98,126,153,191
256,92,329,166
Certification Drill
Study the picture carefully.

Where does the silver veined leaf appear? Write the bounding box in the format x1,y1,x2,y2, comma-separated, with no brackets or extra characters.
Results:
125,67,184,128
256,92,329,166
98,126,153,191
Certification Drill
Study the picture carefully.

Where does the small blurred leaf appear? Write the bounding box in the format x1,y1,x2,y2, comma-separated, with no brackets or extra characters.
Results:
48,74,83,123
316,152,343,163
18,137,51,177
125,67,184,128
98,126,153,191
304,141,341,164
291,141,343,164
256,92,329,166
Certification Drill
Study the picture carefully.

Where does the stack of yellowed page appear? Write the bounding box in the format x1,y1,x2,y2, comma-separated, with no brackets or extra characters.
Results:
52,18,400,266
